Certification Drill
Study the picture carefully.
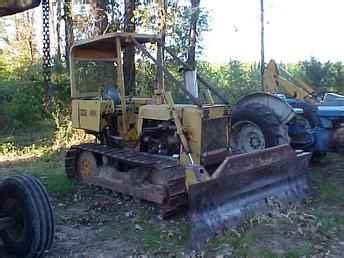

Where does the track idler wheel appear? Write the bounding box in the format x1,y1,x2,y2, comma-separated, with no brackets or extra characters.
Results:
77,151,98,182
0,176,55,258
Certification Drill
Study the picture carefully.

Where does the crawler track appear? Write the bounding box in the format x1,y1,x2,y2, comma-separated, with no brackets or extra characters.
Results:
65,143,187,218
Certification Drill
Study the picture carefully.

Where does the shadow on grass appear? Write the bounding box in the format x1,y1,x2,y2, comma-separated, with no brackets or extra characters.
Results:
0,121,55,146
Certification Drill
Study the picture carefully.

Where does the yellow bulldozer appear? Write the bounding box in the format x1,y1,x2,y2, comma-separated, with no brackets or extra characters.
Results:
65,33,311,248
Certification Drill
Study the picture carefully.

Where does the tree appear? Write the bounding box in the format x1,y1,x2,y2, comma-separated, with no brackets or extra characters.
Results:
165,2,208,62
15,10,37,64
64,0,74,69
299,57,324,88
104,0,121,32
90,0,108,35
55,0,63,62
333,62,344,93
186,0,200,69
123,0,136,95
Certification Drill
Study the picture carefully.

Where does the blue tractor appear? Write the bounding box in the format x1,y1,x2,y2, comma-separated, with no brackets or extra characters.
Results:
263,60,344,160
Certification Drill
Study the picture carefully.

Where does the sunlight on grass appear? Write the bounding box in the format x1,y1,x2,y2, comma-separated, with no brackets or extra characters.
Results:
0,142,52,162
0,117,92,163
0,119,89,197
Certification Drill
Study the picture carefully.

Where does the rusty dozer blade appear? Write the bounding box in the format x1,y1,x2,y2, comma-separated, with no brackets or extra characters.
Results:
188,144,311,249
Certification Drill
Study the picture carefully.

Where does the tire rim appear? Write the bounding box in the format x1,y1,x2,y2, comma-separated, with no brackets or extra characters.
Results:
231,121,266,153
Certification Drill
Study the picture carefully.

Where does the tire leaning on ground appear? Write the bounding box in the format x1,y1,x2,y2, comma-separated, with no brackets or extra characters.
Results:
0,176,55,258
231,102,289,153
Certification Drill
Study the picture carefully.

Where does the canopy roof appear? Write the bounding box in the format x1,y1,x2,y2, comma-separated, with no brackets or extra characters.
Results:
71,32,161,60
0,0,41,17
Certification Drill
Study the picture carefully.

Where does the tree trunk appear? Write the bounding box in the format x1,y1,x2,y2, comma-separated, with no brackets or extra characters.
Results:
26,11,35,64
64,0,73,70
187,0,200,70
156,0,167,92
56,0,62,63
91,0,108,36
123,0,136,96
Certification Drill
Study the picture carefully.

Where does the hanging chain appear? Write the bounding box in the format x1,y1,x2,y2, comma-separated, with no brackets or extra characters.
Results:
42,0,52,109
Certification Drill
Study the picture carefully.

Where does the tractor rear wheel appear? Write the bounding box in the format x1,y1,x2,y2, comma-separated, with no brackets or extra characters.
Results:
231,103,289,153
288,100,327,162
0,176,54,258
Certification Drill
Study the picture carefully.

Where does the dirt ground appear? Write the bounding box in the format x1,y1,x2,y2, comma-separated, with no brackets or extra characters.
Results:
1,146,344,257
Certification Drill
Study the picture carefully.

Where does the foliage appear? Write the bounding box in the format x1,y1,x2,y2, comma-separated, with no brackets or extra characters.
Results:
0,80,44,129
2,49,344,129
197,61,261,104
167,4,209,60
136,1,209,56
52,106,90,149
298,57,344,93
0,59,71,129
1,3,344,127
0,111,90,160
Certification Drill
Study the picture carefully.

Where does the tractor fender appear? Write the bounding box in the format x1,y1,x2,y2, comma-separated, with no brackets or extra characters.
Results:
233,92,295,124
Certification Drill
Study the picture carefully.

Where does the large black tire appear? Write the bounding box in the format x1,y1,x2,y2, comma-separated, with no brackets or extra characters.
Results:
0,176,54,258
231,103,289,153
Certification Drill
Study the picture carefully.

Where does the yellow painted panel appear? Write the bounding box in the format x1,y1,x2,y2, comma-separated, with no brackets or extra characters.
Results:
74,100,101,132
139,105,172,121
72,100,80,128
202,105,227,119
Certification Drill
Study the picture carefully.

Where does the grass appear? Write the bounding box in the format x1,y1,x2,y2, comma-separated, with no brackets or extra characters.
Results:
120,210,189,253
0,115,90,160
204,229,267,257
36,173,76,194
284,243,313,258
0,119,86,196
92,211,189,256
140,222,188,252
314,178,344,204
206,232,314,258
0,147,76,195
0,121,55,146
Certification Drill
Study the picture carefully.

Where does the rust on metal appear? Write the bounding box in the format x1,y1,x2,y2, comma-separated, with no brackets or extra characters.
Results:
65,143,187,217
189,144,311,249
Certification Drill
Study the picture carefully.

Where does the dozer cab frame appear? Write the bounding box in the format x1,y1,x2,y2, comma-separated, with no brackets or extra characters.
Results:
66,33,311,248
